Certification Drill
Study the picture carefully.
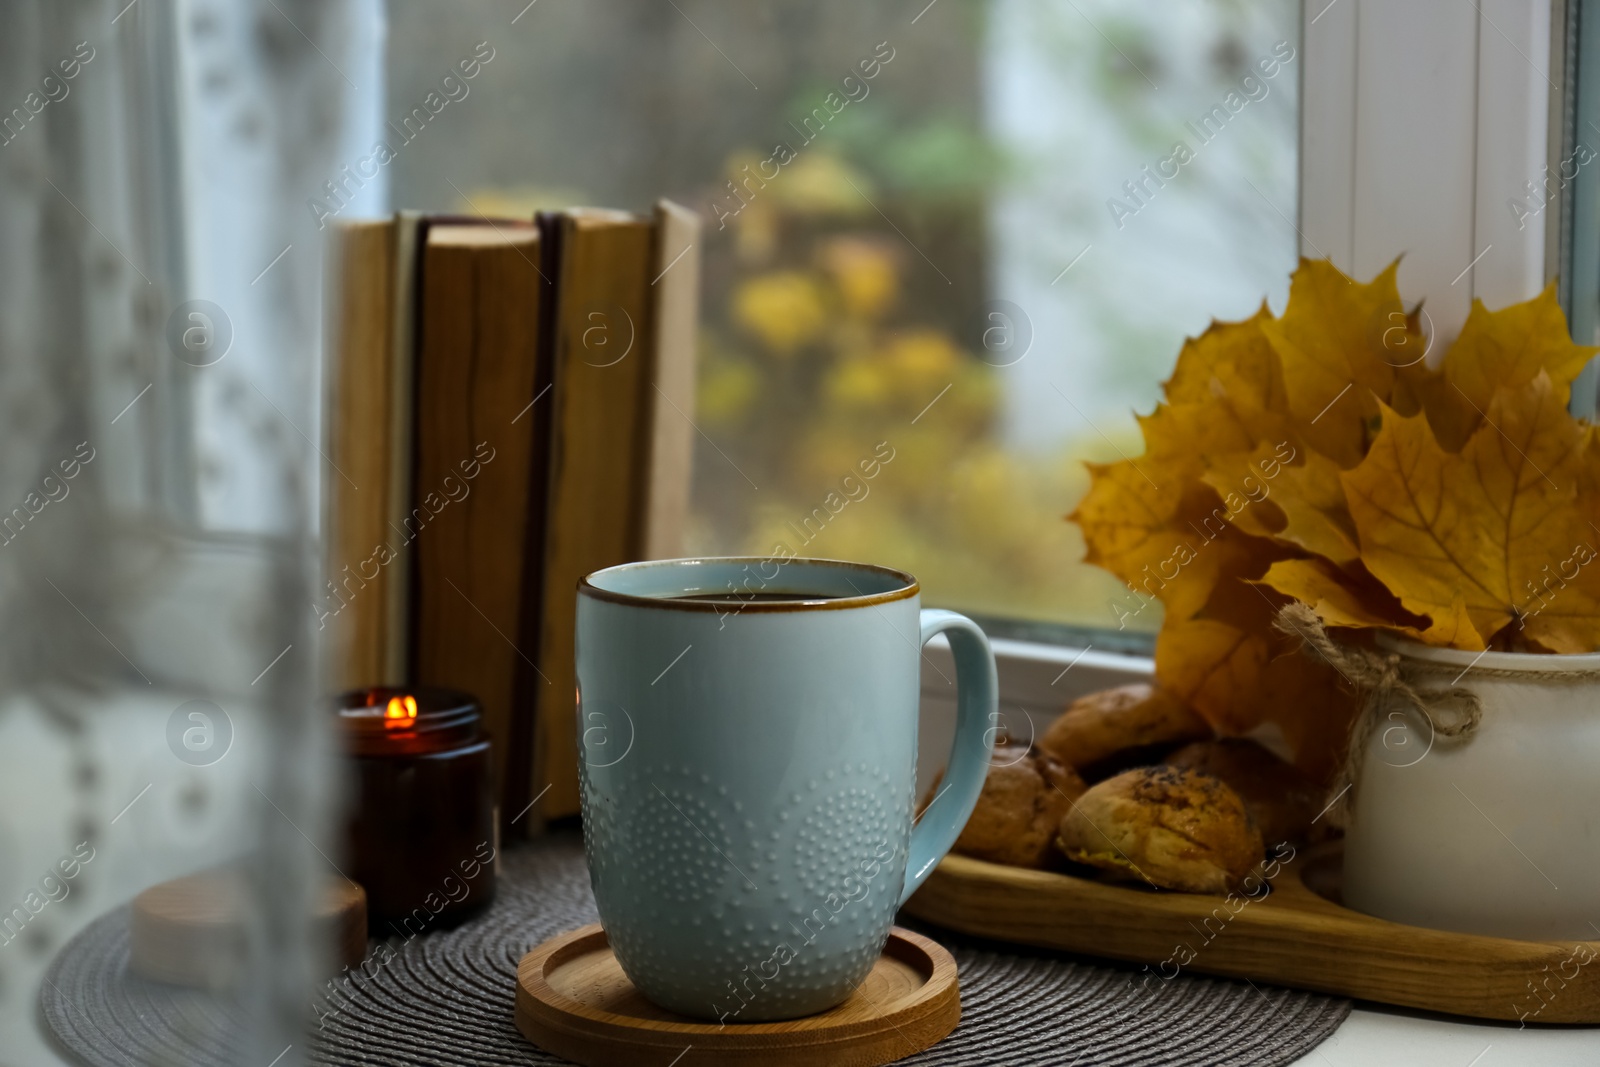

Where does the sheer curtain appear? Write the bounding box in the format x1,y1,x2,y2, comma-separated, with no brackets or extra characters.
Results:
0,1,381,1062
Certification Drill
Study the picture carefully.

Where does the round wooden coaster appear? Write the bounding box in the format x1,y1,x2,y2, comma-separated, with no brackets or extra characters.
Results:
129,868,367,990
515,924,959,1067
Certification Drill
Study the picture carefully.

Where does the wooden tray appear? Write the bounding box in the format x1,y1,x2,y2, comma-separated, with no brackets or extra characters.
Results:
515,924,959,1066
902,842,1600,1023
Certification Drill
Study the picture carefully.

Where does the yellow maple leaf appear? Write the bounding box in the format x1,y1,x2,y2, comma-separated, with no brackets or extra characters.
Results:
1155,565,1297,732
1071,462,1268,624
1155,616,1271,733
1198,443,1287,542
1257,558,1483,650
1341,374,1598,649
1261,258,1404,468
1266,450,1364,564
1395,359,1480,453
1393,286,1597,453
1445,283,1597,412
1204,442,1359,565
1162,306,1288,443
1138,402,1256,476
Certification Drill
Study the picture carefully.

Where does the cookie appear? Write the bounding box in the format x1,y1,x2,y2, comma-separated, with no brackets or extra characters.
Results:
1163,738,1321,847
1039,683,1211,779
1056,766,1263,893
945,745,1087,869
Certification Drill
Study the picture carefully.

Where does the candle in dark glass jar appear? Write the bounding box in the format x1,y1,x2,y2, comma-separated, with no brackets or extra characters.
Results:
335,686,496,934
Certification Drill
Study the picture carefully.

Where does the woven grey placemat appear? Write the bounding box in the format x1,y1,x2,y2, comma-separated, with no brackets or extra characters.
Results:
41,834,1349,1066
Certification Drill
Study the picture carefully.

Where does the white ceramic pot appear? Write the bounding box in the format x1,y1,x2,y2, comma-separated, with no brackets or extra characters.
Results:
1343,635,1600,940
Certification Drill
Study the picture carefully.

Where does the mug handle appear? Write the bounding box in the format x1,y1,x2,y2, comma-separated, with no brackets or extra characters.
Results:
899,609,998,907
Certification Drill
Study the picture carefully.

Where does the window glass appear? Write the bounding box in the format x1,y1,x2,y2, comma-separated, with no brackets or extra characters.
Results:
1564,0,1600,413
387,0,1301,638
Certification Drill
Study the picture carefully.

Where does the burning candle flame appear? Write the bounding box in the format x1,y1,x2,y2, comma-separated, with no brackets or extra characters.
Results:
383,694,418,729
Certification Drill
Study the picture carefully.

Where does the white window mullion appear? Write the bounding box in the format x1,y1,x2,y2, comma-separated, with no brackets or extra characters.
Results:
1298,0,1357,272
1300,0,1555,343
1473,0,1554,311
1356,0,1480,336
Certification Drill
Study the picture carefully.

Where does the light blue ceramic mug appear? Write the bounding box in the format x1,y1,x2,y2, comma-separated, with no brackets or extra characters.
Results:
575,557,995,1022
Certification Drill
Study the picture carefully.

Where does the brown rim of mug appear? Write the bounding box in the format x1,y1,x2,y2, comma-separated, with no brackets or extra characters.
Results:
577,557,921,613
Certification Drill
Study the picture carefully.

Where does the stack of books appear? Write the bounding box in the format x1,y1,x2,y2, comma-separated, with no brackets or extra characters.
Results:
321,201,701,827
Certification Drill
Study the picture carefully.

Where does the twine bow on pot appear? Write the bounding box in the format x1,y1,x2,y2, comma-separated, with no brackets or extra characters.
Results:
1272,602,1483,826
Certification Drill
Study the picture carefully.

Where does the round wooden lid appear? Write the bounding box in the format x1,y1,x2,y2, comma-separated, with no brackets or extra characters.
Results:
515,924,959,1067
130,869,367,990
